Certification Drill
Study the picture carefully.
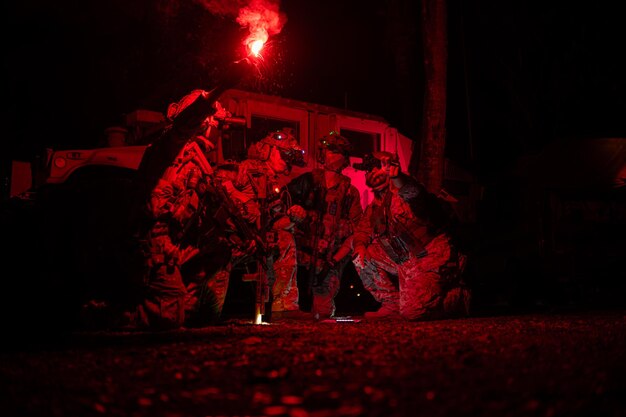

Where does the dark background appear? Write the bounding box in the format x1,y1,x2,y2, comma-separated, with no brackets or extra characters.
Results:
1,5,625,414
2,0,625,314
5,0,625,173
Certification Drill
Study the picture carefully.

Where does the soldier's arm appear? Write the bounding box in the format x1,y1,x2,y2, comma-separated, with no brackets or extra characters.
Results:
347,185,364,223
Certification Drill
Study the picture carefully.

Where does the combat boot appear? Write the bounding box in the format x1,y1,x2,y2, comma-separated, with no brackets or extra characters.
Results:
364,303,401,320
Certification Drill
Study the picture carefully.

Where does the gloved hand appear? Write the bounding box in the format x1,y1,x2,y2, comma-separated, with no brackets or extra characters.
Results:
287,204,307,223
380,154,400,178
352,244,370,268
272,215,295,231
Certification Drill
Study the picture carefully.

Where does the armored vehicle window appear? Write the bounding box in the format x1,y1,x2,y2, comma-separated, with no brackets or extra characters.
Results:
339,129,379,157
250,116,300,146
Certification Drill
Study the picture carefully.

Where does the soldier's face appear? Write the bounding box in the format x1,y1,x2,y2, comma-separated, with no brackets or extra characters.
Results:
323,150,347,172
268,146,290,175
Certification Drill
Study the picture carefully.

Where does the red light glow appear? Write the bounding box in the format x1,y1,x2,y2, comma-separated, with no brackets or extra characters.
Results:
196,1,285,59
248,39,265,57
237,0,286,58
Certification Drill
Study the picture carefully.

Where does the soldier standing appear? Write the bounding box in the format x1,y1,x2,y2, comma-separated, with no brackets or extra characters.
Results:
286,132,363,320
213,128,308,322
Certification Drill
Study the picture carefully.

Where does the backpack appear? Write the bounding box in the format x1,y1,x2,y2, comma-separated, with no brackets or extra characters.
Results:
407,182,458,239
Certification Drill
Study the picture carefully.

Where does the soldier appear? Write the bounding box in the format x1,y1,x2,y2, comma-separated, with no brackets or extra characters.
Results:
286,132,363,320
127,60,254,330
351,152,471,320
213,128,308,322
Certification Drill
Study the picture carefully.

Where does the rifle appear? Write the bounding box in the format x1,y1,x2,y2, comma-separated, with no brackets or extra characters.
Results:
211,179,270,323
377,188,428,264
307,174,329,295
308,214,321,295
314,235,355,282
212,182,266,257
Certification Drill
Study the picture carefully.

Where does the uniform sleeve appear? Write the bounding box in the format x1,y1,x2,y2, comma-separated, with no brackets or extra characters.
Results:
352,204,374,249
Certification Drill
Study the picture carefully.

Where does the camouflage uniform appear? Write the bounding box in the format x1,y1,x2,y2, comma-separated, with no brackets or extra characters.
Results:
131,61,252,329
136,141,220,330
287,133,363,319
353,165,471,321
214,129,306,317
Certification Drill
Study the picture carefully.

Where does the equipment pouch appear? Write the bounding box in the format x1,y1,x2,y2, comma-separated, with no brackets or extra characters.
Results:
379,235,410,264
398,230,427,259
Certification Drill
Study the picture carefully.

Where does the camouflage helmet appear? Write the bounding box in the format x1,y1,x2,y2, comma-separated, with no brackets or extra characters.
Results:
165,89,224,152
317,131,352,167
319,131,352,156
260,128,298,148
249,128,306,167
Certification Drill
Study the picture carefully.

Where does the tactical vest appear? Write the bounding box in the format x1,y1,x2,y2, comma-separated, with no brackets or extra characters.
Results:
376,186,446,263
294,169,356,258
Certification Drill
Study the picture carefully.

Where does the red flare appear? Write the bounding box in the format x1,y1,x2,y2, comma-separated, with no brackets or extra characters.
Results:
237,0,285,57
247,37,266,57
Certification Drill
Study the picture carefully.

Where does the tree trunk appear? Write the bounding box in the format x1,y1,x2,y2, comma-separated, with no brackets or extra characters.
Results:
411,0,447,194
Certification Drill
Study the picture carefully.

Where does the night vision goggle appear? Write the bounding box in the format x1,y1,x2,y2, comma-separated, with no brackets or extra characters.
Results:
271,131,289,141
352,151,399,172
352,153,382,171
266,130,306,167
279,147,306,167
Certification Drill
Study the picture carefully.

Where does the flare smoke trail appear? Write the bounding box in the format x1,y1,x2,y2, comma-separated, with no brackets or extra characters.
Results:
195,0,287,52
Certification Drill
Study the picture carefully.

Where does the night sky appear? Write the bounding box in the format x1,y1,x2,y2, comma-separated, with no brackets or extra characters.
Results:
4,0,626,180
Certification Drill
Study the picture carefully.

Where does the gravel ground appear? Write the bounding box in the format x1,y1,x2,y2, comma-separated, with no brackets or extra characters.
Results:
2,310,625,417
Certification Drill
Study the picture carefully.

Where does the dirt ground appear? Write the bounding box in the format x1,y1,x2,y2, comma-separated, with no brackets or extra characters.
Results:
2,310,625,417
